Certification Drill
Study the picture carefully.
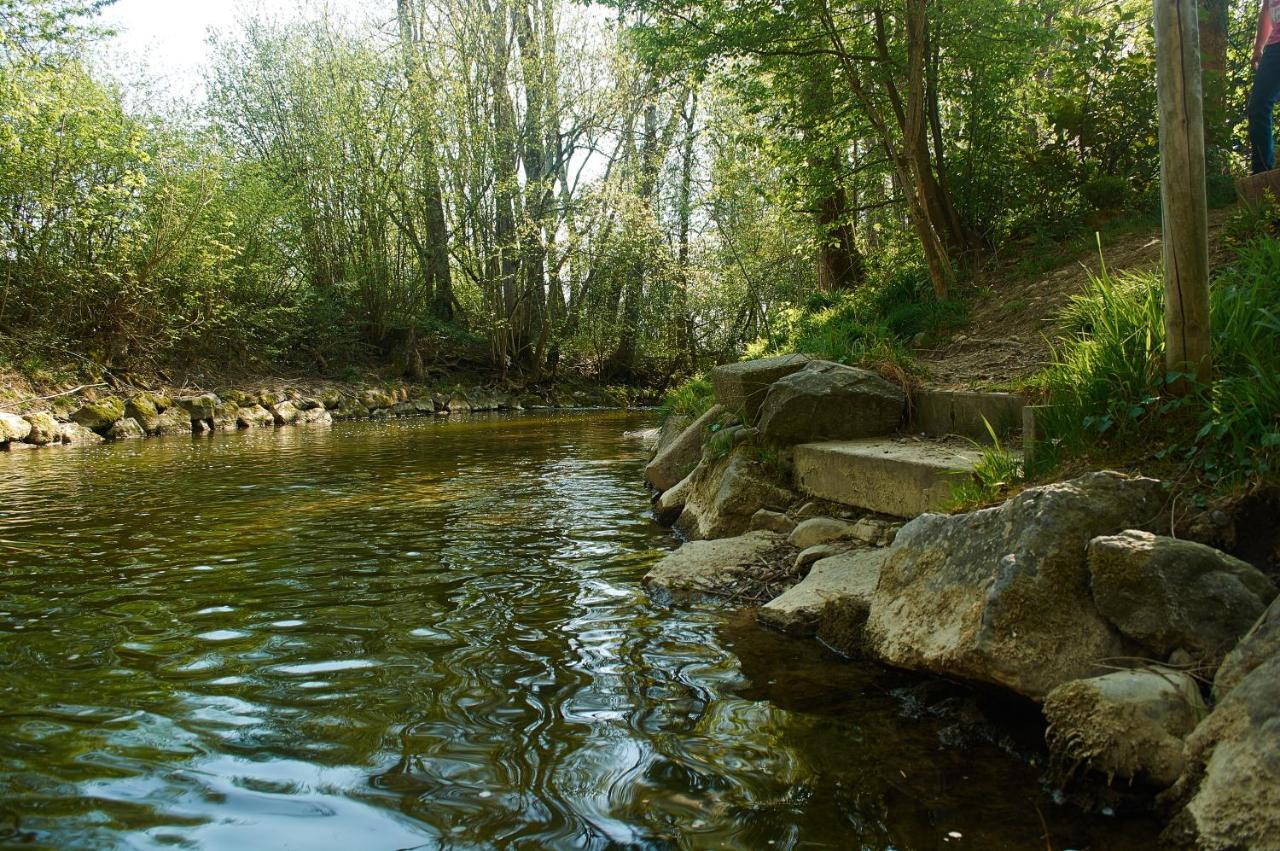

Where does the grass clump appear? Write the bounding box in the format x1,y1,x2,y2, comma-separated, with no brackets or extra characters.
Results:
1031,230,1280,487
950,420,1025,507
658,374,715,424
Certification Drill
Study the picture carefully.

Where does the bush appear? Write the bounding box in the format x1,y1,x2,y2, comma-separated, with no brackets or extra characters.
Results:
1081,175,1129,211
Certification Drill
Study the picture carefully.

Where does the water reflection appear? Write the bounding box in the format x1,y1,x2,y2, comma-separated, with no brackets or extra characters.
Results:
0,412,1155,849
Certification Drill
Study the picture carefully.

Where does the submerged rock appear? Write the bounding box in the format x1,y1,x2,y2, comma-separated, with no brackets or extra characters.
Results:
1044,668,1205,789
756,360,905,444
675,445,794,541
711,354,809,422
21,412,59,446
1088,530,1275,668
643,531,795,605
865,472,1168,699
759,548,887,638
645,405,722,493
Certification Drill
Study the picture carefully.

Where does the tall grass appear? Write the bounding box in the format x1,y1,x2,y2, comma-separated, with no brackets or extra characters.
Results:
657,374,714,424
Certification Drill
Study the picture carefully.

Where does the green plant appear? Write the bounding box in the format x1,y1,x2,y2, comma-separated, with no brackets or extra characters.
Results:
658,374,714,423
949,418,1025,507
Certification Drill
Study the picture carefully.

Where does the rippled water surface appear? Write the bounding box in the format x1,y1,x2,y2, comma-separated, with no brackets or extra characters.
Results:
0,412,1158,849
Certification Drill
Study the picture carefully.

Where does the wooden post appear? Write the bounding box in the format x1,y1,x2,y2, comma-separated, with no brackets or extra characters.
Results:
1154,0,1212,391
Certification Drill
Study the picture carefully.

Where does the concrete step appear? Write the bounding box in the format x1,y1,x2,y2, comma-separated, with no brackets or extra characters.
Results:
795,437,1020,517
909,388,1025,444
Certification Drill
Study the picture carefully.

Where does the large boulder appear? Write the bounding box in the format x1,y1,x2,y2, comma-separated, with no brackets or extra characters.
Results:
865,472,1168,699
711,354,809,423
236,404,275,429
644,405,722,492
643,531,795,605
756,360,905,444
70,398,124,431
1043,668,1206,788
675,445,794,541
1214,595,1280,700
1088,531,1275,667
654,473,693,524
211,402,240,431
651,414,692,461
1164,641,1280,849
151,406,193,436
296,404,332,426
332,398,369,420
58,422,104,445
0,411,33,443
788,516,861,550
124,393,169,432
21,412,59,446
176,393,220,422
359,388,396,411
270,400,300,426
758,548,887,637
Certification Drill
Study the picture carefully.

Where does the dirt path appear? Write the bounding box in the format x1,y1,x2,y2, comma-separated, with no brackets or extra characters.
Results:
916,209,1233,391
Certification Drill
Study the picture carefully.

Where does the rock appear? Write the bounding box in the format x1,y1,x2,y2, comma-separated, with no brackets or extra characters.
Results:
675,445,794,541
70,398,124,431
865,472,1168,699
270,400,300,426
294,397,322,411
392,400,418,417
106,418,146,440
850,516,901,547
152,407,194,436
759,548,887,637
257,390,284,408
333,399,369,420
220,389,251,406
124,395,163,432
1043,668,1206,788
644,405,723,492
319,389,344,410
518,393,545,410
211,402,240,431
1164,649,1280,849
750,509,797,535
193,419,213,435
359,389,396,411
176,393,220,421
756,360,905,444
3,439,39,451
794,543,849,574
236,404,275,429
296,405,332,426
643,531,794,605
1088,531,1275,668
788,516,860,549
21,412,59,445
652,414,693,461
655,474,692,524
58,422,104,445
447,392,472,414
711,354,810,422
0,411,33,443
1214,596,1280,701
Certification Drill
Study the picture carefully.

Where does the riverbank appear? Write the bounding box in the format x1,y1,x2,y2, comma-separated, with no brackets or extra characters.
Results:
641,355,1280,850
0,374,651,452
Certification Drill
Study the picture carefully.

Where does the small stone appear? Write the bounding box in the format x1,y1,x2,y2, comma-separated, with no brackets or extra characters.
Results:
750,509,797,535
788,517,860,550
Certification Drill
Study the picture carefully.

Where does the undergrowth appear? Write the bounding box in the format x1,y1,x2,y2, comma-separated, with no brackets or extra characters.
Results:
658,374,715,424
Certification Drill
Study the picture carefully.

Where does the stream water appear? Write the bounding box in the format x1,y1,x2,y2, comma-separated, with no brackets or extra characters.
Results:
0,411,1159,850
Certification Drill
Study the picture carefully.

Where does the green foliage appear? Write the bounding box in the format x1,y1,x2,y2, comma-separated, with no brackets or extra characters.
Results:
658,374,714,424
1034,237,1280,486
949,420,1025,507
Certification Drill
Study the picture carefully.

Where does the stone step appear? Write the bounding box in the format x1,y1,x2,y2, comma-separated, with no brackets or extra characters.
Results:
795,437,1021,517
909,388,1025,444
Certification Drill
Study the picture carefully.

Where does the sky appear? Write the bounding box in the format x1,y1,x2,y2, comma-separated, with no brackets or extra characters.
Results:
98,0,370,99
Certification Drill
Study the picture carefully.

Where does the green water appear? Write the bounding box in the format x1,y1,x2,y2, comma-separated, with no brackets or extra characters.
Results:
0,412,1158,850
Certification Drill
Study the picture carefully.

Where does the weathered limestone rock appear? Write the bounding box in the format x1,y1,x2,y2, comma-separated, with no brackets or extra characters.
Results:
756,360,905,444
124,395,163,432
759,548,887,637
1088,531,1275,667
1164,647,1280,849
21,412,59,446
333,399,369,420
652,414,692,461
654,473,692,524
270,400,300,426
71,398,124,431
211,402,240,431
850,516,901,547
750,509,797,535
106,418,146,440
0,411,33,443
794,543,849,574
296,404,332,426
58,422,104,445
1214,596,1280,701
359,389,396,411
319,389,343,410
788,517,860,550
711,354,809,422
675,446,794,541
645,405,723,492
236,404,275,429
643,531,794,605
152,407,193,436
865,472,1168,699
220,389,251,406
176,393,220,422
1044,668,1206,788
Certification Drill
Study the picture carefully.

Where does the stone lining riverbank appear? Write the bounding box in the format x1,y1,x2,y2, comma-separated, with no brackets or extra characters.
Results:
0,383,637,451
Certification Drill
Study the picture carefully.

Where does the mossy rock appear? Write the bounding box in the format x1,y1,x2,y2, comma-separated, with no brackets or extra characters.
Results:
319,389,344,410
71,398,125,431
176,393,220,421
359,389,396,410
125,395,163,431
21,412,59,445
220,389,252,406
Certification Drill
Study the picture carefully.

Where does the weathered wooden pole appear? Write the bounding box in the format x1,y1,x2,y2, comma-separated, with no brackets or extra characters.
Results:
1153,0,1212,391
